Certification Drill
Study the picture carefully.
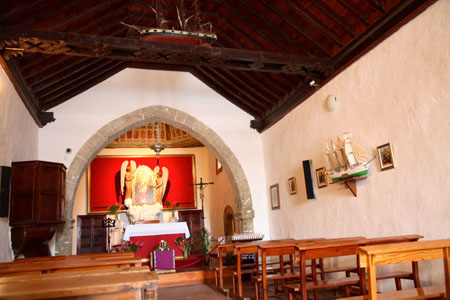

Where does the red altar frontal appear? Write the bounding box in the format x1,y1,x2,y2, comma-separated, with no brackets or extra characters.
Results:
123,223,190,258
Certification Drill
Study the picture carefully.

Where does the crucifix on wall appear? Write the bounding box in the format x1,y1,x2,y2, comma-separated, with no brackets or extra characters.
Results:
190,177,214,221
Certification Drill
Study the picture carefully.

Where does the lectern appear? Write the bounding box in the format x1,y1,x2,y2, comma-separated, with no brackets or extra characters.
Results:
10,161,66,257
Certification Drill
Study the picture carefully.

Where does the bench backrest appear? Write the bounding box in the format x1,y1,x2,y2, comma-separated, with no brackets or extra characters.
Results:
359,239,450,268
13,251,134,263
359,239,450,300
0,255,142,276
362,234,423,246
0,267,157,299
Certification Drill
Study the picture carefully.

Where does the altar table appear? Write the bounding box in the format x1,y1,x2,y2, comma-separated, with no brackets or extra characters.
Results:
123,222,190,258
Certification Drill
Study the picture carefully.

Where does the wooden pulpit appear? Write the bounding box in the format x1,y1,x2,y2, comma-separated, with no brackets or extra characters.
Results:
9,161,66,257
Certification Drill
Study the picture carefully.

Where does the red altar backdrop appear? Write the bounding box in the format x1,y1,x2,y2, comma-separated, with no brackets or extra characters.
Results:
88,155,196,213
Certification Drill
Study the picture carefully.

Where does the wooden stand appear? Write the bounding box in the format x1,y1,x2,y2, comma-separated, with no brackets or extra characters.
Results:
332,176,367,197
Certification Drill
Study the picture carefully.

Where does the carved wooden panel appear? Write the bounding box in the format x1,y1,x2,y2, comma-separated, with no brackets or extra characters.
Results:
77,215,107,254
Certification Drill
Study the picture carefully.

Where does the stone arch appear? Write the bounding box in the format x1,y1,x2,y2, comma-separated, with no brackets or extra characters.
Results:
56,106,254,255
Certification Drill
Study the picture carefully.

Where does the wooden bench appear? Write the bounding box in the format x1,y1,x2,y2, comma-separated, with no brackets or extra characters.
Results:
0,252,142,277
284,238,367,300
336,239,450,300
12,251,135,263
243,238,326,300
359,235,423,290
328,235,423,293
0,266,158,299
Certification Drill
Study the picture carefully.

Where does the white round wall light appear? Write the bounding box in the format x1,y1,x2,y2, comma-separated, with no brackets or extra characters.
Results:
326,94,338,111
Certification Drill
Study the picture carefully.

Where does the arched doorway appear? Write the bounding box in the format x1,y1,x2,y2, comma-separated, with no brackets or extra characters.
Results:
56,106,255,255
223,205,236,237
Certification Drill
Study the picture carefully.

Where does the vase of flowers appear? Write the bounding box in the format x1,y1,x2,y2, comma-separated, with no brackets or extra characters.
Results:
165,200,180,222
175,236,193,259
107,202,123,220
112,240,143,253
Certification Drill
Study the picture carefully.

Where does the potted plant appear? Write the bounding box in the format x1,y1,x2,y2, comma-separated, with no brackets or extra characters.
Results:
165,200,180,222
200,229,215,264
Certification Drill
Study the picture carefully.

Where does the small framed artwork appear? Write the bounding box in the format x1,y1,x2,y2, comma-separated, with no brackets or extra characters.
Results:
270,184,280,210
288,177,297,195
377,142,395,171
315,167,327,188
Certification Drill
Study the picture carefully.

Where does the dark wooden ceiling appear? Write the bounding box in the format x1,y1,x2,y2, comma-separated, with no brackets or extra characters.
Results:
0,0,436,132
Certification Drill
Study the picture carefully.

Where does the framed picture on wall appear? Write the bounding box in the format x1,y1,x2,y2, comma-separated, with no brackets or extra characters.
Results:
377,142,396,171
270,184,280,210
315,167,328,188
288,177,297,195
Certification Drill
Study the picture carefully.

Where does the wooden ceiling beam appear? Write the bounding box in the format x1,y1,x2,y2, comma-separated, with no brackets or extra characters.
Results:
251,82,314,132
237,71,285,104
49,0,128,33
0,27,331,76
32,57,101,93
231,0,332,57
36,58,116,100
281,0,343,47
215,28,298,95
191,67,261,117
0,55,54,127
0,0,49,23
217,5,291,55
220,69,275,107
41,60,127,110
310,0,356,37
216,35,287,105
128,61,193,72
337,0,370,26
19,26,126,78
11,0,91,30
208,67,271,111
205,67,267,113
28,56,91,88
367,0,386,13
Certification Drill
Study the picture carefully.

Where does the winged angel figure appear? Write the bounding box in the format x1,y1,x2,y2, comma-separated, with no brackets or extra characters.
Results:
120,160,169,223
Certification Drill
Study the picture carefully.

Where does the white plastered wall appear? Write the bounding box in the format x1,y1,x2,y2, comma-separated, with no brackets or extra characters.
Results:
38,69,269,247
261,1,449,287
0,66,39,262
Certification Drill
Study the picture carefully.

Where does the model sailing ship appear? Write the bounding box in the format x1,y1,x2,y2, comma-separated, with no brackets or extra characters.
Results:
122,0,217,46
324,133,375,183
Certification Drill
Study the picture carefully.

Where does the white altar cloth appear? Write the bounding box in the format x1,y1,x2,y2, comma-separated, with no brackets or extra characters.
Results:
123,222,190,241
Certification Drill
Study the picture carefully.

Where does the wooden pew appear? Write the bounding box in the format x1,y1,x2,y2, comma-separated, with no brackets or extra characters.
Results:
0,252,142,277
0,266,158,299
336,239,450,300
316,235,424,292
214,238,296,298
284,238,367,300
358,235,423,290
256,237,366,300
214,242,235,296
234,238,319,300
12,251,135,263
